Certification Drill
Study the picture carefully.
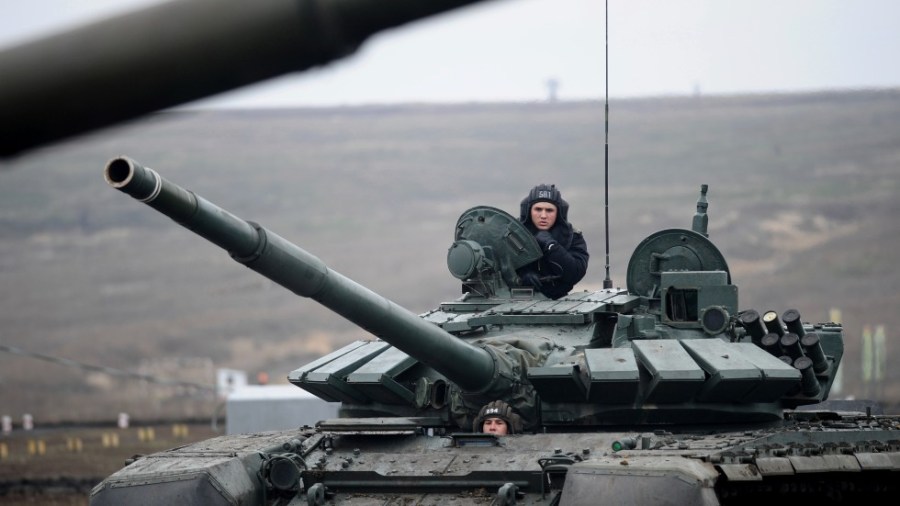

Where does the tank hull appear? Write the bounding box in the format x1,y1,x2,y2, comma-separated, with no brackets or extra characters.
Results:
91,411,900,505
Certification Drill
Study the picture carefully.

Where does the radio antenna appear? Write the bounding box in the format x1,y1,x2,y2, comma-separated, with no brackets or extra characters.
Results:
602,0,613,289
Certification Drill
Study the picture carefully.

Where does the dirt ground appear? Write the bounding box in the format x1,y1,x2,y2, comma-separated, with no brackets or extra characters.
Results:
0,423,220,505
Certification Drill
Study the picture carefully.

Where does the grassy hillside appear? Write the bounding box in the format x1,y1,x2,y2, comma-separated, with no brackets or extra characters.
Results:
1,89,898,422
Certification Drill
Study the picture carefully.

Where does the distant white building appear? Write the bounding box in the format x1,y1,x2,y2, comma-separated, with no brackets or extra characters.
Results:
226,385,339,435
216,368,248,399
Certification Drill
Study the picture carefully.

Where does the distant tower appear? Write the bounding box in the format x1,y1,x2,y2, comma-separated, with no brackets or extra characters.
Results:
545,78,559,102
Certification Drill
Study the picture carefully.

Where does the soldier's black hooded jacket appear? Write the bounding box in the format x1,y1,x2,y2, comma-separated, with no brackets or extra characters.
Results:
517,184,589,299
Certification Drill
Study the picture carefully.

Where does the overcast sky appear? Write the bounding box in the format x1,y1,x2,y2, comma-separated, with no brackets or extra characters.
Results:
3,0,899,107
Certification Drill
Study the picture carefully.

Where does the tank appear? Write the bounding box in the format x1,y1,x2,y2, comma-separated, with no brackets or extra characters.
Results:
89,156,899,505
2,1,898,504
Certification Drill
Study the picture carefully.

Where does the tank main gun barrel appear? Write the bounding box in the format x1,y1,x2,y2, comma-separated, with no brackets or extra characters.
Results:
0,0,494,158
104,156,496,393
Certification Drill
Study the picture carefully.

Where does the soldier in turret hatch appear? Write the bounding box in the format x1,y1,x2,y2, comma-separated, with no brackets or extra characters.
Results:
517,184,589,299
473,400,523,435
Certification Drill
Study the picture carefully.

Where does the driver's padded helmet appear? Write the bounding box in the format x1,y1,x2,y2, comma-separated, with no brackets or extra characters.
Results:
519,183,569,223
472,400,523,434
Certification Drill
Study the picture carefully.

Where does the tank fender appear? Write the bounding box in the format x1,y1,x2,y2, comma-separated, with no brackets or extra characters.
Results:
558,456,720,506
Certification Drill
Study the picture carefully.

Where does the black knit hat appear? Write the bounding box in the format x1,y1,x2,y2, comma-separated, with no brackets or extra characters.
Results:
472,400,523,434
519,184,569,223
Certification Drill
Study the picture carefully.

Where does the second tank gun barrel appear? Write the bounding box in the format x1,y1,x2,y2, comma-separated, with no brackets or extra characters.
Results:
104,156,496,393
0,0,495,157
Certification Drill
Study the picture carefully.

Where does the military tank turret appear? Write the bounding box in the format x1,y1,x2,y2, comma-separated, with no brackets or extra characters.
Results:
89,157,897,505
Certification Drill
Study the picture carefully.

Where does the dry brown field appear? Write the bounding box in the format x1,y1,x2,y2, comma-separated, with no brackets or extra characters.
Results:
0,423,219,505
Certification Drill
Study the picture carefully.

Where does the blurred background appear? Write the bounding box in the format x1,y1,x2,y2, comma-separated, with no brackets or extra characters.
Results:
4,0,900,106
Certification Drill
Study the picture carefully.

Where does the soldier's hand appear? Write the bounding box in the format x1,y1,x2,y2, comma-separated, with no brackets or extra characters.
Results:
534,231,557,253
520,270,543,289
